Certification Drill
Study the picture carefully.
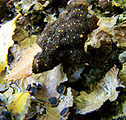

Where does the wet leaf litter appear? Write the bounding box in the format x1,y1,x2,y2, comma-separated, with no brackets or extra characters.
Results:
0,0,126,120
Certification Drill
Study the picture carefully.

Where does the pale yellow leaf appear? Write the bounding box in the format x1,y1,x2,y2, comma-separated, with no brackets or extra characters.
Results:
75,66,119,115
7,92,31,120
97,16,118,29
84,17,126,52
0,14,21,73
5,43,42,81
97,16,118,35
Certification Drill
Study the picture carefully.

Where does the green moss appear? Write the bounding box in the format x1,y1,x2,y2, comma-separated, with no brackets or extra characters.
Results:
115,0,126,7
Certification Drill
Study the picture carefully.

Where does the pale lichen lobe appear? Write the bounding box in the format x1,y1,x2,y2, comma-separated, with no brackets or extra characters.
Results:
32,0,98,73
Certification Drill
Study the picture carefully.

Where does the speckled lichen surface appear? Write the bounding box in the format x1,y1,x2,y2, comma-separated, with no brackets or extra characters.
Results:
32,0,98,73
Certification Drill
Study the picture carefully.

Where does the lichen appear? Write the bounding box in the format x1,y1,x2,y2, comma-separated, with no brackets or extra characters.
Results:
32,0,98,73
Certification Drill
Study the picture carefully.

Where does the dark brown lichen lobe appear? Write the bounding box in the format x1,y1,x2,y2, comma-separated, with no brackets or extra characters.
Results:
32,0,98,73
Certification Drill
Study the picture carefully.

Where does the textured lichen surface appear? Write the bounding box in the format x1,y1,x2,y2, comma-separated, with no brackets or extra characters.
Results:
0,0,126,120
32,0,98,73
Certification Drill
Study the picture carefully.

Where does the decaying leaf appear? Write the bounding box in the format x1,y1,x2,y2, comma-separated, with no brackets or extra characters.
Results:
14,0,37,15
34,1,50,11
97,16,118,32
13,27,29,43
8,35,37,70
114,23,126,47
5,43,42,81
7,92,31,120
84,16,126,52
75,65,120,115
0,14,21,73
14,0,49,15
84,16,118,52
0,70,7,84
